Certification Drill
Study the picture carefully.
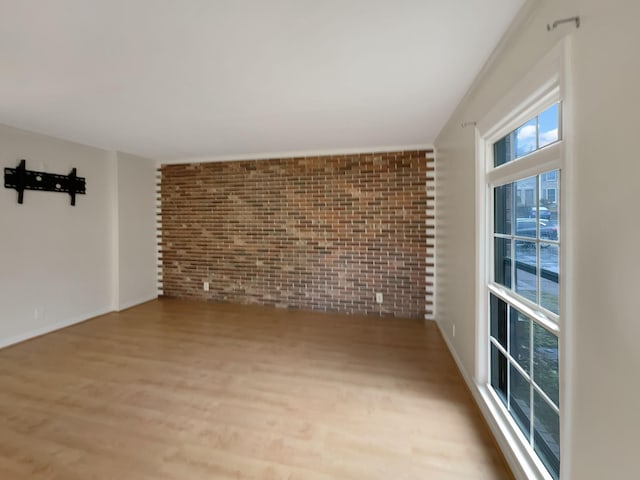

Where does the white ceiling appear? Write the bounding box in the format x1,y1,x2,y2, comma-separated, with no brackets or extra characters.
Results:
0,0,525,160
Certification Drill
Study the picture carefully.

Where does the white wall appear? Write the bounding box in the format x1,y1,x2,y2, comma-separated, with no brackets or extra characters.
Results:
0,124,157,347
0,124,115,346
116,152,157,310
434,1,640,479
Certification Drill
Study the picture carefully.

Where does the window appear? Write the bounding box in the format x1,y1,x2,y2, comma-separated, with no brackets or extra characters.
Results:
493,103,560,167
483,99,563,480
546,188,557,203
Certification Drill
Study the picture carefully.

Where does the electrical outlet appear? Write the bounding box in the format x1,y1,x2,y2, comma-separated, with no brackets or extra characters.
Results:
203,282,209,292
375,292,383,304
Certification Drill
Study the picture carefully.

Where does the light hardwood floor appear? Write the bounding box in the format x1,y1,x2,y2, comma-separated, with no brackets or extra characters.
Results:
0,299,512,479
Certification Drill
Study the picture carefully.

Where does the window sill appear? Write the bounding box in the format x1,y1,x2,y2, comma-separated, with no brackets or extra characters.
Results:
476,383,555,480
435,320,554,480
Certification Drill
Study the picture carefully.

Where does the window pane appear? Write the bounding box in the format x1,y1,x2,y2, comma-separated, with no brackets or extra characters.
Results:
540,244,559,314
538,103,559,148
539,170,558,224
534,392,560,480
516,218,537,239
515,240,537,302
494,183,513,234
515,119,537,158
516,176,537,229
493,135,513,167
491,344,508,406
494,237,512,288
533,324,559,406
490,294,508,348
510,307,530,372
492,104,561,169
539,222,558,242
510,364,531,440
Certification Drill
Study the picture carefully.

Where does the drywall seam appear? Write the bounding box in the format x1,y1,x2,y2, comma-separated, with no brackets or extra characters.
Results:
108,151,120,310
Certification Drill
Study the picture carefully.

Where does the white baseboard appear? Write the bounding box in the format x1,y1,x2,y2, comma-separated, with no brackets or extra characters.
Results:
0,306,113,350
0,295,158,351
117,293,158,312
434,320,538,480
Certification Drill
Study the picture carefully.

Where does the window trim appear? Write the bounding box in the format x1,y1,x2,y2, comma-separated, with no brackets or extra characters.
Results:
474,39,573,480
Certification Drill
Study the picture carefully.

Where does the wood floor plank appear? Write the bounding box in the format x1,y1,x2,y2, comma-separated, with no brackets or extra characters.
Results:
0,299,512,479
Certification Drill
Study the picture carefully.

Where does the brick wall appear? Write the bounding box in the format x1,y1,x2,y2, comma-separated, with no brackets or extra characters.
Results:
159,150,434,319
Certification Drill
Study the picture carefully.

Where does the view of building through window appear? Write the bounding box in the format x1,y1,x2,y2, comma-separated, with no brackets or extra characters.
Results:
494,172,559,314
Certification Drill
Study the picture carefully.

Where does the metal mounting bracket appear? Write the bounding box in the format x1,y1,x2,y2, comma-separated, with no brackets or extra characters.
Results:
4,159,86,205
547,16,580,31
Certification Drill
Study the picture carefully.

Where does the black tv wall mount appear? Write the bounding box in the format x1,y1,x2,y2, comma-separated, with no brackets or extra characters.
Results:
4,159,86,206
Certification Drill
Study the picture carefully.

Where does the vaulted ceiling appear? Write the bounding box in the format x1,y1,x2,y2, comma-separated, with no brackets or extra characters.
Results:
0,0,525,159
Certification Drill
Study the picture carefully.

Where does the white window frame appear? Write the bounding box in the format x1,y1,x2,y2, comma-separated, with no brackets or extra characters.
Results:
474,40,574,480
